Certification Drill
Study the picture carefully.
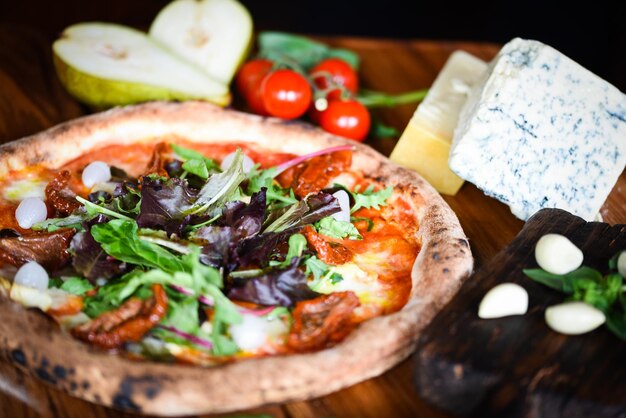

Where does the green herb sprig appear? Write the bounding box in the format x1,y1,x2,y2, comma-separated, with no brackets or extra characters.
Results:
524,252,626,340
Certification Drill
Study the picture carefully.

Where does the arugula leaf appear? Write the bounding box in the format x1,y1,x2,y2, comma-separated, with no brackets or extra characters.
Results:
203,281,242,356
350,185,393,213
246,165,277,194
161,296,199,335
272,234,307,269
306,256,344,293
60,277,95,295
171,144,220,179
190,149,246,215
91,219,188,273
181,159,210,180
82,271,145,317
76,196,134,221
314,216,362,240
33,213,89,232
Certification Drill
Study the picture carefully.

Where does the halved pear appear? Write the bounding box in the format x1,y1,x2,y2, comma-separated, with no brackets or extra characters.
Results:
53,22,230,108
149,0,253,85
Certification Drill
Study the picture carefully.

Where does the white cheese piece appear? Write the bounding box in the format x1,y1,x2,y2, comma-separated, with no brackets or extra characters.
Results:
390,51,488,195
450,38,626,221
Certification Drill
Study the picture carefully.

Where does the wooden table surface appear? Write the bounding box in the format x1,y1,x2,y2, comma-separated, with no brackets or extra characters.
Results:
0,23,624,418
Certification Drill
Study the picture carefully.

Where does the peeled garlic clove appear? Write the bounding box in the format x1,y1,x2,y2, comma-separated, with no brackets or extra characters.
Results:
545,301,605,335
617,251,626,278
478,283,529,319
535,233,583,275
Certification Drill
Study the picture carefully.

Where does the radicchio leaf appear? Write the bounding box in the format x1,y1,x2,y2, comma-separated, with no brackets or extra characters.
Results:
70,215,126,282
227,259,319,307
136,177,197,236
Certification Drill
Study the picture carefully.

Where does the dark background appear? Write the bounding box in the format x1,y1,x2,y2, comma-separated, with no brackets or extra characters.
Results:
1,0,624,91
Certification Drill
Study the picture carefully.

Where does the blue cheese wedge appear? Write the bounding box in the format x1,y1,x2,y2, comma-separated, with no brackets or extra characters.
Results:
449,38,626,221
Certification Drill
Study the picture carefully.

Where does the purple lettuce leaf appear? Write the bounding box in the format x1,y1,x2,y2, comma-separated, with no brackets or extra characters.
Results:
70,215,126,282
264,191,340,233
194,189,268,271
235,228,297,268
136,177,197,237
218,188,266,239
227,259,319,307
195,226,238,270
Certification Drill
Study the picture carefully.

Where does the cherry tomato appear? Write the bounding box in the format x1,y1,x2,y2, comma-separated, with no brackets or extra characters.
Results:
261,69,312,120
235,59,273,115
318,99,371,142
310,58,359,96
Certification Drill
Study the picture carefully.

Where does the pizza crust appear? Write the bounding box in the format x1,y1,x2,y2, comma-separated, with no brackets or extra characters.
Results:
0,101,472,415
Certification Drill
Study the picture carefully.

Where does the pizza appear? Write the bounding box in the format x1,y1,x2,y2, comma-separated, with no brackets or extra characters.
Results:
0,101,472,415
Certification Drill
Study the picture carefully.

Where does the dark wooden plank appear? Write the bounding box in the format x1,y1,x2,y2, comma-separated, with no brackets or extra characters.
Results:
0,24,83,143
414,208,626,417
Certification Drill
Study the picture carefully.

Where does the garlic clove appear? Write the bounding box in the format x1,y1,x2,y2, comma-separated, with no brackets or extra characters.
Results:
535,233,583,275
545,301,605,335
617,251,626,278
478,283,529,319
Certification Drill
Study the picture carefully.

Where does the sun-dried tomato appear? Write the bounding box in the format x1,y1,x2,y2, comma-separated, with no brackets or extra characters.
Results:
0,228,75,271
72,284,167,350
278,150,351,198
288,291,360,352
303,226,352,265
45,170,81,216
143,142,170,177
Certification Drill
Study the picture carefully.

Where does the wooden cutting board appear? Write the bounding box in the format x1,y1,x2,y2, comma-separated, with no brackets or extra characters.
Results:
414,208,626,417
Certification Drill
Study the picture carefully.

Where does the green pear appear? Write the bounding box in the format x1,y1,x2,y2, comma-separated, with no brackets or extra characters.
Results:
53,23,230,108
149,0,253,85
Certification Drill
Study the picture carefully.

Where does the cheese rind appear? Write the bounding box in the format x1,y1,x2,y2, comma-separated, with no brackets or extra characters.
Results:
449,38,626,221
